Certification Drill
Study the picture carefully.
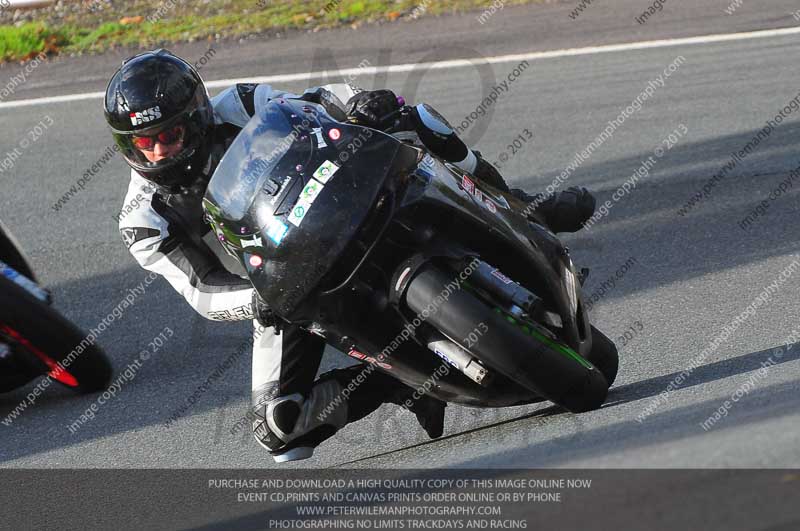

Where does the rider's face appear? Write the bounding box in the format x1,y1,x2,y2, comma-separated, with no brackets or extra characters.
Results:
133,124,186,163
141,139,184,163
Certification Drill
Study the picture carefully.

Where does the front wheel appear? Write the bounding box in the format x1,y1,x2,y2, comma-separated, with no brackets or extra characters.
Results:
587,326,619,388
0,275,112,394
404,265,609,413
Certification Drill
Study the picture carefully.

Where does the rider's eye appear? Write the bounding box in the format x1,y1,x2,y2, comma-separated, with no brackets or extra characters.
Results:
132,126,184,151
132,136,155,150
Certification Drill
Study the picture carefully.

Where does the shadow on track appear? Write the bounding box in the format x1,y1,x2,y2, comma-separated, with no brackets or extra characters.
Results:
528,122,800,305
604,341,800,407
449,374,800,468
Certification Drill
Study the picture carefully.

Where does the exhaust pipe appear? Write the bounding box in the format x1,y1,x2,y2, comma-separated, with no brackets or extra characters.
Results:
422,329,492,387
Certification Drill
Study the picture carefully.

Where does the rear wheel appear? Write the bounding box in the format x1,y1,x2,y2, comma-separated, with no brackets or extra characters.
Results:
0,275,112,394
405,265,609,413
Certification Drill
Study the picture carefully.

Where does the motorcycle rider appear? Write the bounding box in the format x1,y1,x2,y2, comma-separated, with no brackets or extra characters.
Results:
106,49,595,462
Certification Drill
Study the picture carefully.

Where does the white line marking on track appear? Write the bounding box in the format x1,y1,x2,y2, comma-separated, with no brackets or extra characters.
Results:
2,25,800,109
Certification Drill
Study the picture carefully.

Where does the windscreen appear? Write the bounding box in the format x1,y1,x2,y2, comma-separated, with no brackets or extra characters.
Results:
206,101,299,221
203,98,405,318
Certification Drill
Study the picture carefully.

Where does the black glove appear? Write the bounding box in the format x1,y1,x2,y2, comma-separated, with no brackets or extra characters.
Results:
252,290,279,331
510,186,596,233
541,187,596,233
297,88,348,122
345,89,401,129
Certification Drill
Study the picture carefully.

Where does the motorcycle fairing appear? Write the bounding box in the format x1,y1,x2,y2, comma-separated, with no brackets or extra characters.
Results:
204,99,407,317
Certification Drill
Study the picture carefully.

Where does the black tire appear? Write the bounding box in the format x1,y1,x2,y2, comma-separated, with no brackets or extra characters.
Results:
0,275,112,394
0,359,38,393
405,265,609,413
0,221,37,282
587,326,619,388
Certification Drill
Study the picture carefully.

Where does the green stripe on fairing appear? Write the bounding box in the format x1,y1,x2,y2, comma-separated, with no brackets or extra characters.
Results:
501,311,593,370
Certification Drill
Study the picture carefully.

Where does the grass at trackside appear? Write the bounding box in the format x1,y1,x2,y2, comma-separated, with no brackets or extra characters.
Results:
0,0,541,63
0,23,66,62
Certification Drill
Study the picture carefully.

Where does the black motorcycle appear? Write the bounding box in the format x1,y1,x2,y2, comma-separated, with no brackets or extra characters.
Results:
0,219,111,394
203,99,618,414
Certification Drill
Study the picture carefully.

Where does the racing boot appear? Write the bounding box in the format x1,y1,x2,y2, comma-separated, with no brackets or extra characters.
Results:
357,370,447,439
404,394,447,439
252,367,446,461
250,377,349,463
509,186,597,233
385,384,447,439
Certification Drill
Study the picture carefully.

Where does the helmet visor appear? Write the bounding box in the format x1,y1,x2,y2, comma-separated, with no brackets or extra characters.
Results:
112,112,201,175
131,124,186,152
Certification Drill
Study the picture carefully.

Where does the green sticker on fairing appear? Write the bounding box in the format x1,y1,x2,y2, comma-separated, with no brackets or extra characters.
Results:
313,160,339,183
300,179,324,202
288,179,327,228
288,199,312,227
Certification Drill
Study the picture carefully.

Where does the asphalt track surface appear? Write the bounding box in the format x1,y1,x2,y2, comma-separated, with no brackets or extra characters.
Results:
2,0,800,475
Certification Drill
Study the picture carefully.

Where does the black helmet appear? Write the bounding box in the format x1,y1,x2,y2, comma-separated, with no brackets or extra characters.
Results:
104,49,214,190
